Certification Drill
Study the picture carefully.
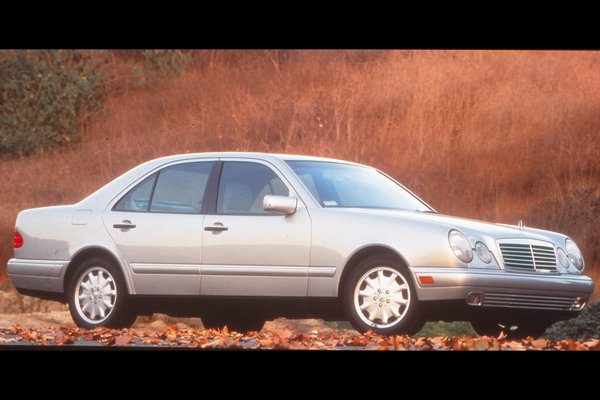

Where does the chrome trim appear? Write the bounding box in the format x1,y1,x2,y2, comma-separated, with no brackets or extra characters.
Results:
128,265,339,278
309,267,337,278
480,292,583,311
201,265,308,277
131,263,201,275
497,238,558,273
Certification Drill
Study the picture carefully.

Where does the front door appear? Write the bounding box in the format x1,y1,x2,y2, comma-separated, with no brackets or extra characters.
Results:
201,160,312,296
103,160,217,295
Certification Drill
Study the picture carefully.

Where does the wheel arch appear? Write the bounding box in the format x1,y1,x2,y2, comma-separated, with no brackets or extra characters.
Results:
63,246,132,294
338,244,415,299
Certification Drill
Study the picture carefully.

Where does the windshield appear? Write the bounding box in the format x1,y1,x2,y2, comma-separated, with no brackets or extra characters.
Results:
286,161,432,212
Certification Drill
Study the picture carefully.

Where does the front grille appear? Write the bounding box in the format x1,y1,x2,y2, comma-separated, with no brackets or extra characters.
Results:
499,242,558,272
481,292,582,311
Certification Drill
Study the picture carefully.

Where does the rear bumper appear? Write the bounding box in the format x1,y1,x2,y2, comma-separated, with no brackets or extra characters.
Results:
410,267,594,311
7,258,67,293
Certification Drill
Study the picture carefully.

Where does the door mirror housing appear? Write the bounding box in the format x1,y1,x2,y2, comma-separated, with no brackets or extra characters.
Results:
263,195,298,215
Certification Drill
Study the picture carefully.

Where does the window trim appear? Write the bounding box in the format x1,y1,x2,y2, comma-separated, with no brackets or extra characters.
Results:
110,160,219,215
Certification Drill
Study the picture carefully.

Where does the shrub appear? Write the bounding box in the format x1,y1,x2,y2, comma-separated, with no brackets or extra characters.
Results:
545,301,600,340
0,50,103,157
141,50,194,75
108,50,194,89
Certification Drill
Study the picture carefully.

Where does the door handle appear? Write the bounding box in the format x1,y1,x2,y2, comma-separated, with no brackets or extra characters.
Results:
113,220,136,229
204,224,229,232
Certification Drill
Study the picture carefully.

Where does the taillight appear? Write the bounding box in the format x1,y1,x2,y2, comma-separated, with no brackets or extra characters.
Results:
13,229,23,249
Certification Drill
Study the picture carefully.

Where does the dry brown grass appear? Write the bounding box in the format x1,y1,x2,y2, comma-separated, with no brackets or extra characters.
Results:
1,50,599,297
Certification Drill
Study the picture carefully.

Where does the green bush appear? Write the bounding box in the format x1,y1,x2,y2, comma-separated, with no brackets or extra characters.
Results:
0,50,103,157
545,301,600,340
108,50,194,89
141,50,193,75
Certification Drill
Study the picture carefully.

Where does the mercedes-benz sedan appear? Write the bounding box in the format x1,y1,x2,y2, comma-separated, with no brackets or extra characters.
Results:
8,153,594,338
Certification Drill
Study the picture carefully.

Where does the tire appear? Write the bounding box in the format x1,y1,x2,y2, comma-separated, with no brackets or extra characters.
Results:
202,314,266,333
343,255,424,336
68,257,137,329
471,320,549,340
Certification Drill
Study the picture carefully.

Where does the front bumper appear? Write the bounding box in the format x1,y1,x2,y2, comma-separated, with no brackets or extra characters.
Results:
7,258,66,293
410,267,594,311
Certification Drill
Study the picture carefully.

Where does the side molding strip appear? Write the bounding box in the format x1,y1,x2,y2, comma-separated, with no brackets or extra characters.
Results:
131,264,337,278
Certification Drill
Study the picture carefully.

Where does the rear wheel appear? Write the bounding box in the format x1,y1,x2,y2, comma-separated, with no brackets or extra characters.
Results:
202,313,266,333
343,255,424,336
68,257,137,329
471,320,549,339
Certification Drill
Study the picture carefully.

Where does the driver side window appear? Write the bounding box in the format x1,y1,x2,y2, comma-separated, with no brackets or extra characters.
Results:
217,161,289,214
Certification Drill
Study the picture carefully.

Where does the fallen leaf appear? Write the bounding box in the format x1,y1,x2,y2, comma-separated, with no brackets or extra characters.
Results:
473,339,489,350
530,338,548,349
491,340,501,351
583,340,600,350
278,329,294,340
115,335,133,346
507,341,526,351
54,334,75,346
258,338,274,347
348,337,368,346
462,338,476,350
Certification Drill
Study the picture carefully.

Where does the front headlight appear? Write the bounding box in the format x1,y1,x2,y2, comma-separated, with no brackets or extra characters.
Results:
565,239,584,271
475,242,492,263
557,247,570,269
449,230,473,263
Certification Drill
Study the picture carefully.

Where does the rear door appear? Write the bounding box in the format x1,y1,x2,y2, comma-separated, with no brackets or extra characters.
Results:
103,160,217,295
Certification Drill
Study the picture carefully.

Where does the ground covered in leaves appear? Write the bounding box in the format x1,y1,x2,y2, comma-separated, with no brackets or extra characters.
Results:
1,290,599,350
1,324,600,350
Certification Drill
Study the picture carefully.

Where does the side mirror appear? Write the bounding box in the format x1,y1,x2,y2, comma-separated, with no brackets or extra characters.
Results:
263,195,298,215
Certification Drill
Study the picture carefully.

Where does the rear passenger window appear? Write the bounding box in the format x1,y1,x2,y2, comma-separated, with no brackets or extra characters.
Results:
114,174,156,212
113,162,215,214
150,162,215,214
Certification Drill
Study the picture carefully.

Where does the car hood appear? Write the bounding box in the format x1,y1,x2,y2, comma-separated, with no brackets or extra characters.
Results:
333,208,563,244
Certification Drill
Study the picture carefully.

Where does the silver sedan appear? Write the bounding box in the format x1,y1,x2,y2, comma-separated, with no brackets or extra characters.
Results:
8,153,594,337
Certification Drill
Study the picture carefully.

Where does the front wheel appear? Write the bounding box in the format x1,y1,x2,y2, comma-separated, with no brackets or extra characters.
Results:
471,320,549,340
68,258,137,329
343,255,424,336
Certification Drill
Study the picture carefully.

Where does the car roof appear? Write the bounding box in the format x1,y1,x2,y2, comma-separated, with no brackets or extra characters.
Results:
149,152,366,167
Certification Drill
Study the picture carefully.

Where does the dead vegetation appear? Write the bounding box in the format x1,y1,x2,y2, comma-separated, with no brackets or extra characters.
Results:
1,50,599,296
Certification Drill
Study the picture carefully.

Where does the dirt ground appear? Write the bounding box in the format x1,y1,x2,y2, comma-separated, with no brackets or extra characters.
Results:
0,289,341,335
